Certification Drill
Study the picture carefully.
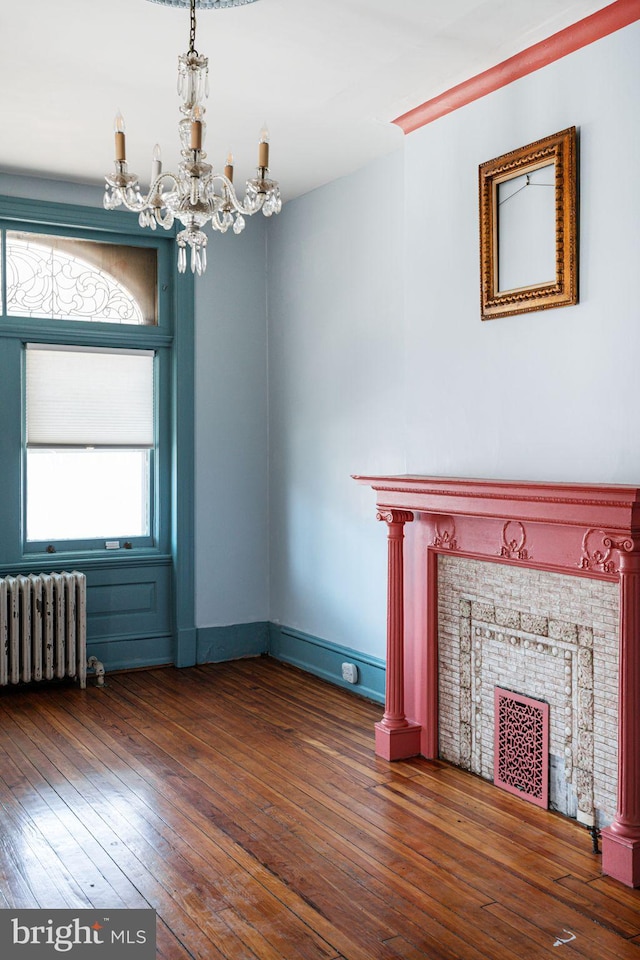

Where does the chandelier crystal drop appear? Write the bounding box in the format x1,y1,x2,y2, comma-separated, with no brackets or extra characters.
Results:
103,0,280,275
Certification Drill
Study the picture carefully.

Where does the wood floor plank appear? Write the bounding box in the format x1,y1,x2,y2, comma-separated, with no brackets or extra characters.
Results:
377,775,600,881
587,874,640,911
156,917,197,960
484,900,640,960
554,874,640,938
0,659,639,960
411,760,601,862
0,827,46,908
383,937,434,960
118,668,384,794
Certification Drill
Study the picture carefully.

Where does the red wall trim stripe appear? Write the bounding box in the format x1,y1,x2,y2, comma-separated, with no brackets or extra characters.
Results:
394,0,640,134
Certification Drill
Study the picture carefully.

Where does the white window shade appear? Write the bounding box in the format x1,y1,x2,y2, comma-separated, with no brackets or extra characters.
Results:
26,345,155,448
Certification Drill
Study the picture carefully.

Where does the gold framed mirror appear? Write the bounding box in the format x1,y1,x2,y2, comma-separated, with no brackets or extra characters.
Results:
479,127,578,321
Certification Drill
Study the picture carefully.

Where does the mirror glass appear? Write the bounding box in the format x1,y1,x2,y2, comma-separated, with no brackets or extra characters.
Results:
497,162,555,293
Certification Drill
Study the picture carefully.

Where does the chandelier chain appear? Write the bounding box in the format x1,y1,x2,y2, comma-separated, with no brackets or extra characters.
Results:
189,0,197,55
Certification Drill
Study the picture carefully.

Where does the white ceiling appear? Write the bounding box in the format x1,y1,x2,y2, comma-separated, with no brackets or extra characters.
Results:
0,0,612,201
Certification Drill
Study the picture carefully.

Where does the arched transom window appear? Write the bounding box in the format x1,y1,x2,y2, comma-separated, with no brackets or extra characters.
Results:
4,231,157,325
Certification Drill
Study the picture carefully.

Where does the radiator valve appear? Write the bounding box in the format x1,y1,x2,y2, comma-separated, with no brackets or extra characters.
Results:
87,656,106,687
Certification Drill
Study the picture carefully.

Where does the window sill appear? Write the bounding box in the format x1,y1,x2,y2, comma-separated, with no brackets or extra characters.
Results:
4,550,172,575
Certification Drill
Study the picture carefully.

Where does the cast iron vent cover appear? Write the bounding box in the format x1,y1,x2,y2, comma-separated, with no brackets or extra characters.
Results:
494,687,549,808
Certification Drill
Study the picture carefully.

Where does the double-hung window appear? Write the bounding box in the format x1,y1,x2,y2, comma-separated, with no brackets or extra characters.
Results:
25,344,155,544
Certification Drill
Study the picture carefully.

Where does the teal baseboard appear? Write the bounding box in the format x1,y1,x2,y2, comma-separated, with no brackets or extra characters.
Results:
87,621,385,707
268,623,385,704
197,621,269,663
175,626,197,668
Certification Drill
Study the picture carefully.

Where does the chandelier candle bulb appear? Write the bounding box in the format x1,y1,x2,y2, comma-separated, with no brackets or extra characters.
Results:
224,152,234,182
151,144,162,182
258,126,269,169
114,112,126,162
190,119,202,151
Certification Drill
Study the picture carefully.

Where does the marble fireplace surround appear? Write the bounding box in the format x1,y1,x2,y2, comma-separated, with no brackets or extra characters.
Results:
354,475,640,888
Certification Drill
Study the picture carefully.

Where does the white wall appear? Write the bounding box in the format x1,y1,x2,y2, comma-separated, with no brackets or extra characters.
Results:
267,22,640,660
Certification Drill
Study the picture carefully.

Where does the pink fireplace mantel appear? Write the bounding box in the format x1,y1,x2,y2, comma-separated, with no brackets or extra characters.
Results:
354,475,640,888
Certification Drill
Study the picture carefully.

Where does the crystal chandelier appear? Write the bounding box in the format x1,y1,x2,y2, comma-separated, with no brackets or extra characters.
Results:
103,0,281,275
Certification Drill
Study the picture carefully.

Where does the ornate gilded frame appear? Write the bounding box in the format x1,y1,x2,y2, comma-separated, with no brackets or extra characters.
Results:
479,127,578,321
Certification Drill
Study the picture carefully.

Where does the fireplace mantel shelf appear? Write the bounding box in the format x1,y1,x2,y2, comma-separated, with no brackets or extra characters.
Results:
354,475,640,580
354,474,640,531
354,474,640,889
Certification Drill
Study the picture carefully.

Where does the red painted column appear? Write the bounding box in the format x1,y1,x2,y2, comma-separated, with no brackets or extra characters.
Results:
375,509,421,760
602,546,640,887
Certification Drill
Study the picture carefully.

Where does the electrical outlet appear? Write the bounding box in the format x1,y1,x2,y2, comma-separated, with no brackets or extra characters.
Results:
341,662,358,684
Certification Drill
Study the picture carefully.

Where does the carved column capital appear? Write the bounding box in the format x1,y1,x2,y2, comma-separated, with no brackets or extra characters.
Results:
616,542,640,573
376,509,414,526
579,529,634,575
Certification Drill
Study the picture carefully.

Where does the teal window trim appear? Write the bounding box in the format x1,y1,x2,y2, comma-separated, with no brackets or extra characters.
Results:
0,193,196,665
0,196,168,240
172,251,196,667
0,231,5,321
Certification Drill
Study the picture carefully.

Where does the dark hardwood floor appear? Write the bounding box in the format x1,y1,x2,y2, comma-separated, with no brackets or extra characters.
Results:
0,656,638,959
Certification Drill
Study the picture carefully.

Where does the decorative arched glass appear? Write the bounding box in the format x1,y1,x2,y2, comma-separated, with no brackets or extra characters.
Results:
5,232,157,325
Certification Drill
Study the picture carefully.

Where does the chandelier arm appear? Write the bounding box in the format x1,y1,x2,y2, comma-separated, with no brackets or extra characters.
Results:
110,171,179,217
205,174,268,215
117,192,150,214
210,210,228,232
153,207,176,229
142,173,180,213
150,171,180,191
204,174,254,214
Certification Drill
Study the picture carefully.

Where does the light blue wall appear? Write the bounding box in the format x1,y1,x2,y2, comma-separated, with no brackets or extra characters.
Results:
403,21,640,484
266,22,640,663
194,222,270,630
267,151,405,660
0,174,104,207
